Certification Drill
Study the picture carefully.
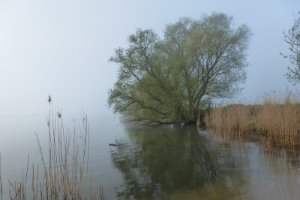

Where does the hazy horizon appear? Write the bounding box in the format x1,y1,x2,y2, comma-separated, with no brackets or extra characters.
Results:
0,0,299,116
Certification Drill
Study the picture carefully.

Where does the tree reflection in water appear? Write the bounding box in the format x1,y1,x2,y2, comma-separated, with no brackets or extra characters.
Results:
110,126,248,200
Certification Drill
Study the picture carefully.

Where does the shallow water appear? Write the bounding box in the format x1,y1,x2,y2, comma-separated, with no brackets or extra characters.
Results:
110,125,300,200
1,114,300,199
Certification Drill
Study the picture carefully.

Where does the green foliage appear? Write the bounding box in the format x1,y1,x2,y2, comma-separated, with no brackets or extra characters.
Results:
108,13,251,124
283,12,300,83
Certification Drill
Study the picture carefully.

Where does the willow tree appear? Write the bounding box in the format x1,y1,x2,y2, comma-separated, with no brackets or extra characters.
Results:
108,13,251,125
283,13,300,82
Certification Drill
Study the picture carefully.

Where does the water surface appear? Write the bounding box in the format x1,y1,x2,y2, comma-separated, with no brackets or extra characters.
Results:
1,115,300,199
110,125,300,200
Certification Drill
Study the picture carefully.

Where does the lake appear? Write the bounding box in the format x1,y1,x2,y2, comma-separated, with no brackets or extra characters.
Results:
1,113,300,199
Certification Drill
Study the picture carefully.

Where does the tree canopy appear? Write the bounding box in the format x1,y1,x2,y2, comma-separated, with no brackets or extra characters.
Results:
283,12,300,83
108,13,251,125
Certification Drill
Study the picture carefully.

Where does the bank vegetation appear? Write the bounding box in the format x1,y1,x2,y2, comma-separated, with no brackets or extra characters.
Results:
205,93,300,147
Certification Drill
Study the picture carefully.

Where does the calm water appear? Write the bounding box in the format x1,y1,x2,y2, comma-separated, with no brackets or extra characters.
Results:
1,114,300,199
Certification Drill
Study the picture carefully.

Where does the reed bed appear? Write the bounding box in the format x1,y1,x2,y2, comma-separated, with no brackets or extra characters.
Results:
1,98,104,200
206,93,300,147
205,104,256,140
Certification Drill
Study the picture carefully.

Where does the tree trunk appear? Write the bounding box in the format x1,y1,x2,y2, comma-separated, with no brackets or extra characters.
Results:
196,110,201,127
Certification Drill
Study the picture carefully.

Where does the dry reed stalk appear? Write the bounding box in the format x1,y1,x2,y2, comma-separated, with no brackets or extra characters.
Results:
206,93,300,147
256,94,300,146
206,104,253,139
0,153,2,200
7,99,104,200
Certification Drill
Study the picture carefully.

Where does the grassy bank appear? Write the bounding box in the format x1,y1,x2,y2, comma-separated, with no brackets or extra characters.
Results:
205,94,300,147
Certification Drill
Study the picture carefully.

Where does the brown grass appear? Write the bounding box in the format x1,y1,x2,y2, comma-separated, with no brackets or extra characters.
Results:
1,99,104,200
206,93,300,147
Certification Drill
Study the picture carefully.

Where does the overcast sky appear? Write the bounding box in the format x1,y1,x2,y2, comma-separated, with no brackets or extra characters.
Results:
0,0,299,116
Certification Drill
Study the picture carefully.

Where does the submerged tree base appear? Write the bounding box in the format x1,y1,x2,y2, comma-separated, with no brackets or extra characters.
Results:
124,118,206,128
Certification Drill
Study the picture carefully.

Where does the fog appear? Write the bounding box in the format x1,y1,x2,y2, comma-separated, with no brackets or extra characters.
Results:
0,0,299,116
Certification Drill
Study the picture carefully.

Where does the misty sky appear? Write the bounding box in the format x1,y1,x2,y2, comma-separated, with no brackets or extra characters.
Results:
0,0,299,116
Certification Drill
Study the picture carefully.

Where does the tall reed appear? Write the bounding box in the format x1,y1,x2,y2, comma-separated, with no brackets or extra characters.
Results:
256,94,300,146
206,93,300,147
7,98,104,200
0,153,2,200
206,104,255,138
